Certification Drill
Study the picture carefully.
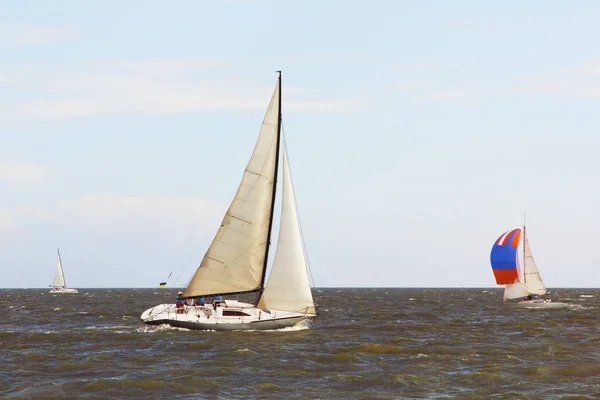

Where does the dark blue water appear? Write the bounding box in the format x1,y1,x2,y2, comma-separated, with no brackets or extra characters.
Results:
1,288,598,399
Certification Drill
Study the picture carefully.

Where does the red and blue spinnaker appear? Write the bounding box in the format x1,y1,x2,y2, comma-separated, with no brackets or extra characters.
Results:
490,228,521,285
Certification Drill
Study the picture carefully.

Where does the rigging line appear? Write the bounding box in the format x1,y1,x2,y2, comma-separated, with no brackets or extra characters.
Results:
281,123,317,289
170,112,261,288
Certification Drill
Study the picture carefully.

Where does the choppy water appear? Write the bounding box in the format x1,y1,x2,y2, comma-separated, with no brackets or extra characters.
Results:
1,288,598,399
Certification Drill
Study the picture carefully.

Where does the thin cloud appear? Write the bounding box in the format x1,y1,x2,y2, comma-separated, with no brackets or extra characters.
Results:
90,58,232,75
510,61,600,99
391,63,440,72
0,58,366,121
283,51,373,66
16,206,57,222
0,160,51,188
388,59,600,103
55,194,226,233
0,208,17,240
222,0,263,4
427,90,472,102
572,59,600,76
11,193,229,240
0,24,71,48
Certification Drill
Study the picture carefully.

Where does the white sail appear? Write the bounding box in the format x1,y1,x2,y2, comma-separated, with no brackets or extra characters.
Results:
52,250,66,288
502,249,529,300
183,80,280,298
521,228,547,295
257,145,316,314
503,282,530,300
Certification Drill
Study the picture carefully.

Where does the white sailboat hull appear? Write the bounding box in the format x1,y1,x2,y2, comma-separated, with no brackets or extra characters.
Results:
49,287,79,294
141,302,316,331
514,300,569,309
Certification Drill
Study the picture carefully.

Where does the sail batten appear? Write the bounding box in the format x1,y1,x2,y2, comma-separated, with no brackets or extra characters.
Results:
183,79,281,298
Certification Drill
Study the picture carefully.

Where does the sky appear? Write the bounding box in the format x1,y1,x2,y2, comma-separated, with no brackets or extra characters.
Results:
1,0,600,289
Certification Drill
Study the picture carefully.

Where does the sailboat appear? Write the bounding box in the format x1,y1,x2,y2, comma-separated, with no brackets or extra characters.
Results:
49,249,79,294
490,217,567,308
141,72,318,330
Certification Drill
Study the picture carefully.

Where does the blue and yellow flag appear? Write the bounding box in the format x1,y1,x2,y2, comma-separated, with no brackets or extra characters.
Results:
159,282,167,288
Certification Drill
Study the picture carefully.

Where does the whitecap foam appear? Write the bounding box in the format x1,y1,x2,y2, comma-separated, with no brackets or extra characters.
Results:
135,324,191,333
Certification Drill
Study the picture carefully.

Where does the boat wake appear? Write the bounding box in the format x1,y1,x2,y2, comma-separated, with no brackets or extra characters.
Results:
566,303,591,310
262,320,312,332
135,324,192,333
136,319,311,334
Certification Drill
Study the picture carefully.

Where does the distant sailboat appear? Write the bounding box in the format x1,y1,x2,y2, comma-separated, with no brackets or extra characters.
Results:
141,72,318,330
49,249,79,294
490,216,567,308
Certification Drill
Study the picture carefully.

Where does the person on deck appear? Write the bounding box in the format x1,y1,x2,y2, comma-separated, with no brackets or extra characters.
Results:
195,296,205,306
213,294,223,308
176,291,185,314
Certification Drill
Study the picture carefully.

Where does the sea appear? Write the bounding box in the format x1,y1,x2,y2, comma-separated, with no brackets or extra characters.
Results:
1,288,598,399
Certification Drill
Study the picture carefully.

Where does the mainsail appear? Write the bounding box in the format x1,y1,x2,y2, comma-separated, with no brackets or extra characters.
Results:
183,79,281,298
257,144,316,314
53,249,66,288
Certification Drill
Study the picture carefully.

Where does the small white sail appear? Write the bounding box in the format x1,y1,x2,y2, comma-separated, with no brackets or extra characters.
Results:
184,80,280,298
257,145,316,314
503,282,530,300
502,250,529,300
521,229,547,295
53,250,66,288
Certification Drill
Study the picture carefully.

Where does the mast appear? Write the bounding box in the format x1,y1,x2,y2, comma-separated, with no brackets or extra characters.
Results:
259,71,283,293
522,211,526,283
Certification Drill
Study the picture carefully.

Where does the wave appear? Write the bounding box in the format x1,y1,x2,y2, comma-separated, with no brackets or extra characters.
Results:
337,343,405,355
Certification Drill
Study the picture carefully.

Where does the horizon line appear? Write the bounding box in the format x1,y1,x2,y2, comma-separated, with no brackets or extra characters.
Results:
2,286,599,290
